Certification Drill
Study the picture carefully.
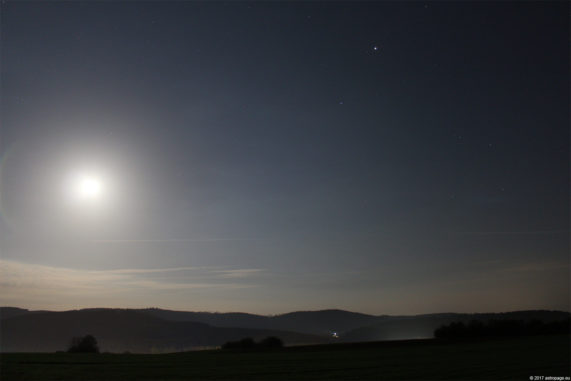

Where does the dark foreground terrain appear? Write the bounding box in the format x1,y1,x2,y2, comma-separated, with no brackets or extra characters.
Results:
2,335,569,380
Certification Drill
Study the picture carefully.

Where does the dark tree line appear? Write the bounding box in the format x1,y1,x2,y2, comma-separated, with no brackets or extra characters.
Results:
222,336,284,350
63,334,282,353
434,319,570,339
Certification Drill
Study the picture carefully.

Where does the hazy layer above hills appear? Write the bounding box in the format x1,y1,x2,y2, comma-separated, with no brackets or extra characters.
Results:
1,307,569,353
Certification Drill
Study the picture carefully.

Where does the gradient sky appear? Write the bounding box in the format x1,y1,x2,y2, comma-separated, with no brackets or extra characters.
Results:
0,1,568,315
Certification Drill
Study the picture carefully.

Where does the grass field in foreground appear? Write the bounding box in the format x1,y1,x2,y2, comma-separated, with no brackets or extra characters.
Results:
2,335,569,380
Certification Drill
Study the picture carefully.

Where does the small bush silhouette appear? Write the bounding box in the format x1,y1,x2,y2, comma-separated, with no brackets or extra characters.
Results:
222,337,256,350
67,334,100,353
222,336,283,350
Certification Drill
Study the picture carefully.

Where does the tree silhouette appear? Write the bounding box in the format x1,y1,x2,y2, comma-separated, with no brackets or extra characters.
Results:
258,336,283,349
434,318,570,338
221,337,256,350
67,334,100,353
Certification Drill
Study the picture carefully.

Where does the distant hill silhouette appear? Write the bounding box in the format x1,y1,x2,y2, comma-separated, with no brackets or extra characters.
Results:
0,307,45,320
0,309,327,353
1,307,568,352
138,308,381,335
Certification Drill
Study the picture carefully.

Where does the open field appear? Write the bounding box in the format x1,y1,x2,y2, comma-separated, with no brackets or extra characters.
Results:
2,335,569,380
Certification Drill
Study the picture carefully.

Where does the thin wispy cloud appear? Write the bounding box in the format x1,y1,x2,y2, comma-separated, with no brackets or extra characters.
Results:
211,269,265,278
103,266,200,274
0,259,265,309
499,260,569,274
92,238,258,243
456,230,568,236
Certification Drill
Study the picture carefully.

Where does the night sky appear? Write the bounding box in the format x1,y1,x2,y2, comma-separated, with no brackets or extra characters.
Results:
0,1,568,314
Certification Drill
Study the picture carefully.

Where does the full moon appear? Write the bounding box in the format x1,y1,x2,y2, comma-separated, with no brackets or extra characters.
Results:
73,175,103,200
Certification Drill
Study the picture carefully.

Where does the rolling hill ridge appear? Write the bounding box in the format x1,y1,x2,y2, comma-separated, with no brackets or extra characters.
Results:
1,307,568,353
